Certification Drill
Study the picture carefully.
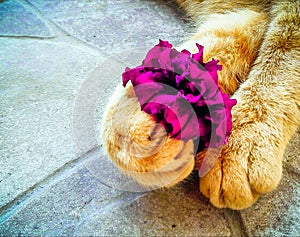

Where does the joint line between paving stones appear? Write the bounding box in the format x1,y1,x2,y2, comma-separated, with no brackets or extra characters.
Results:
0,35,56,40
21,0,100,51
72,192,145,236
21,0,74,39
14,0,148,70
0,147,108,224
22,0,140,65
22,0,120,60
15,0,56,37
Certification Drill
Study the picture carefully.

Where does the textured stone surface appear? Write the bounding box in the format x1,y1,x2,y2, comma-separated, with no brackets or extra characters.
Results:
0,0,53,37
284,129,300,175
72,176,231,236
0,151,230,236
240,176,300,236
0,162,129,236
0,38,100,208
28,0,193,53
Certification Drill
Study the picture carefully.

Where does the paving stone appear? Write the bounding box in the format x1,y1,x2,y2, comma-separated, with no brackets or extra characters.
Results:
240,176,300,236
74,182,231,236
28,0,193,53
0,163,130,236
0,38,100,208
0,149,230,236
284,128,300,175
0,0,53,37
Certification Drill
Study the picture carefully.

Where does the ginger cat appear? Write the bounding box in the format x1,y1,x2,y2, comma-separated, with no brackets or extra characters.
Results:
101,0,300,210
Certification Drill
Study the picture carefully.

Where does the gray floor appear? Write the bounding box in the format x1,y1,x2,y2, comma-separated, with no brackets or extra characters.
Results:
0,0,299,236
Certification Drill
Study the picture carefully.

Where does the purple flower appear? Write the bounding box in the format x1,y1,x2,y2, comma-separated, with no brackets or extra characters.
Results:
122,40,237,151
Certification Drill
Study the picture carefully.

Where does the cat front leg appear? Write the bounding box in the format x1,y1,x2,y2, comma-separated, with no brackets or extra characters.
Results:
198,0,300,210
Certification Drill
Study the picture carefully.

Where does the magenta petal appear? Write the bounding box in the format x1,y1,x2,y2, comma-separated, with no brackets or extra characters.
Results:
181,49,191,57
133,82,164,107
143,102,165,115
204,59,222,84
164,96,199,141
184,93,202,104
143,40,173,69
157,39,173,48
171,51,191,74
164,107,181,137
175,74,185,86
192,43,204,63
122,67,143,87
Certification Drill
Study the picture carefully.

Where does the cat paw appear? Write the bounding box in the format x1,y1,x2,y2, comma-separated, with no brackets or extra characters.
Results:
101,83,195,188
197,105,284,210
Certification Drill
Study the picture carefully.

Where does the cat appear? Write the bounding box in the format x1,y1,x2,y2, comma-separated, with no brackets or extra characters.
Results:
101,0,300,210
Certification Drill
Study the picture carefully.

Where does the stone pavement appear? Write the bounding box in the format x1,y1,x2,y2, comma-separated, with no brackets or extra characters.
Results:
0,0,299,236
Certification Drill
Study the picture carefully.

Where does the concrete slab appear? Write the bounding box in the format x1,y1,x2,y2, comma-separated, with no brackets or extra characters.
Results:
240,176,300,236
0,154,231,236
0,161,130,236
0,38,100,208
0,0,53,37
28,0,193,53
74,187,231,236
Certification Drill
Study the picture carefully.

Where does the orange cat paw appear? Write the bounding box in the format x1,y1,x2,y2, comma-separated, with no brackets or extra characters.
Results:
101,83,195,188
197,103,284,210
